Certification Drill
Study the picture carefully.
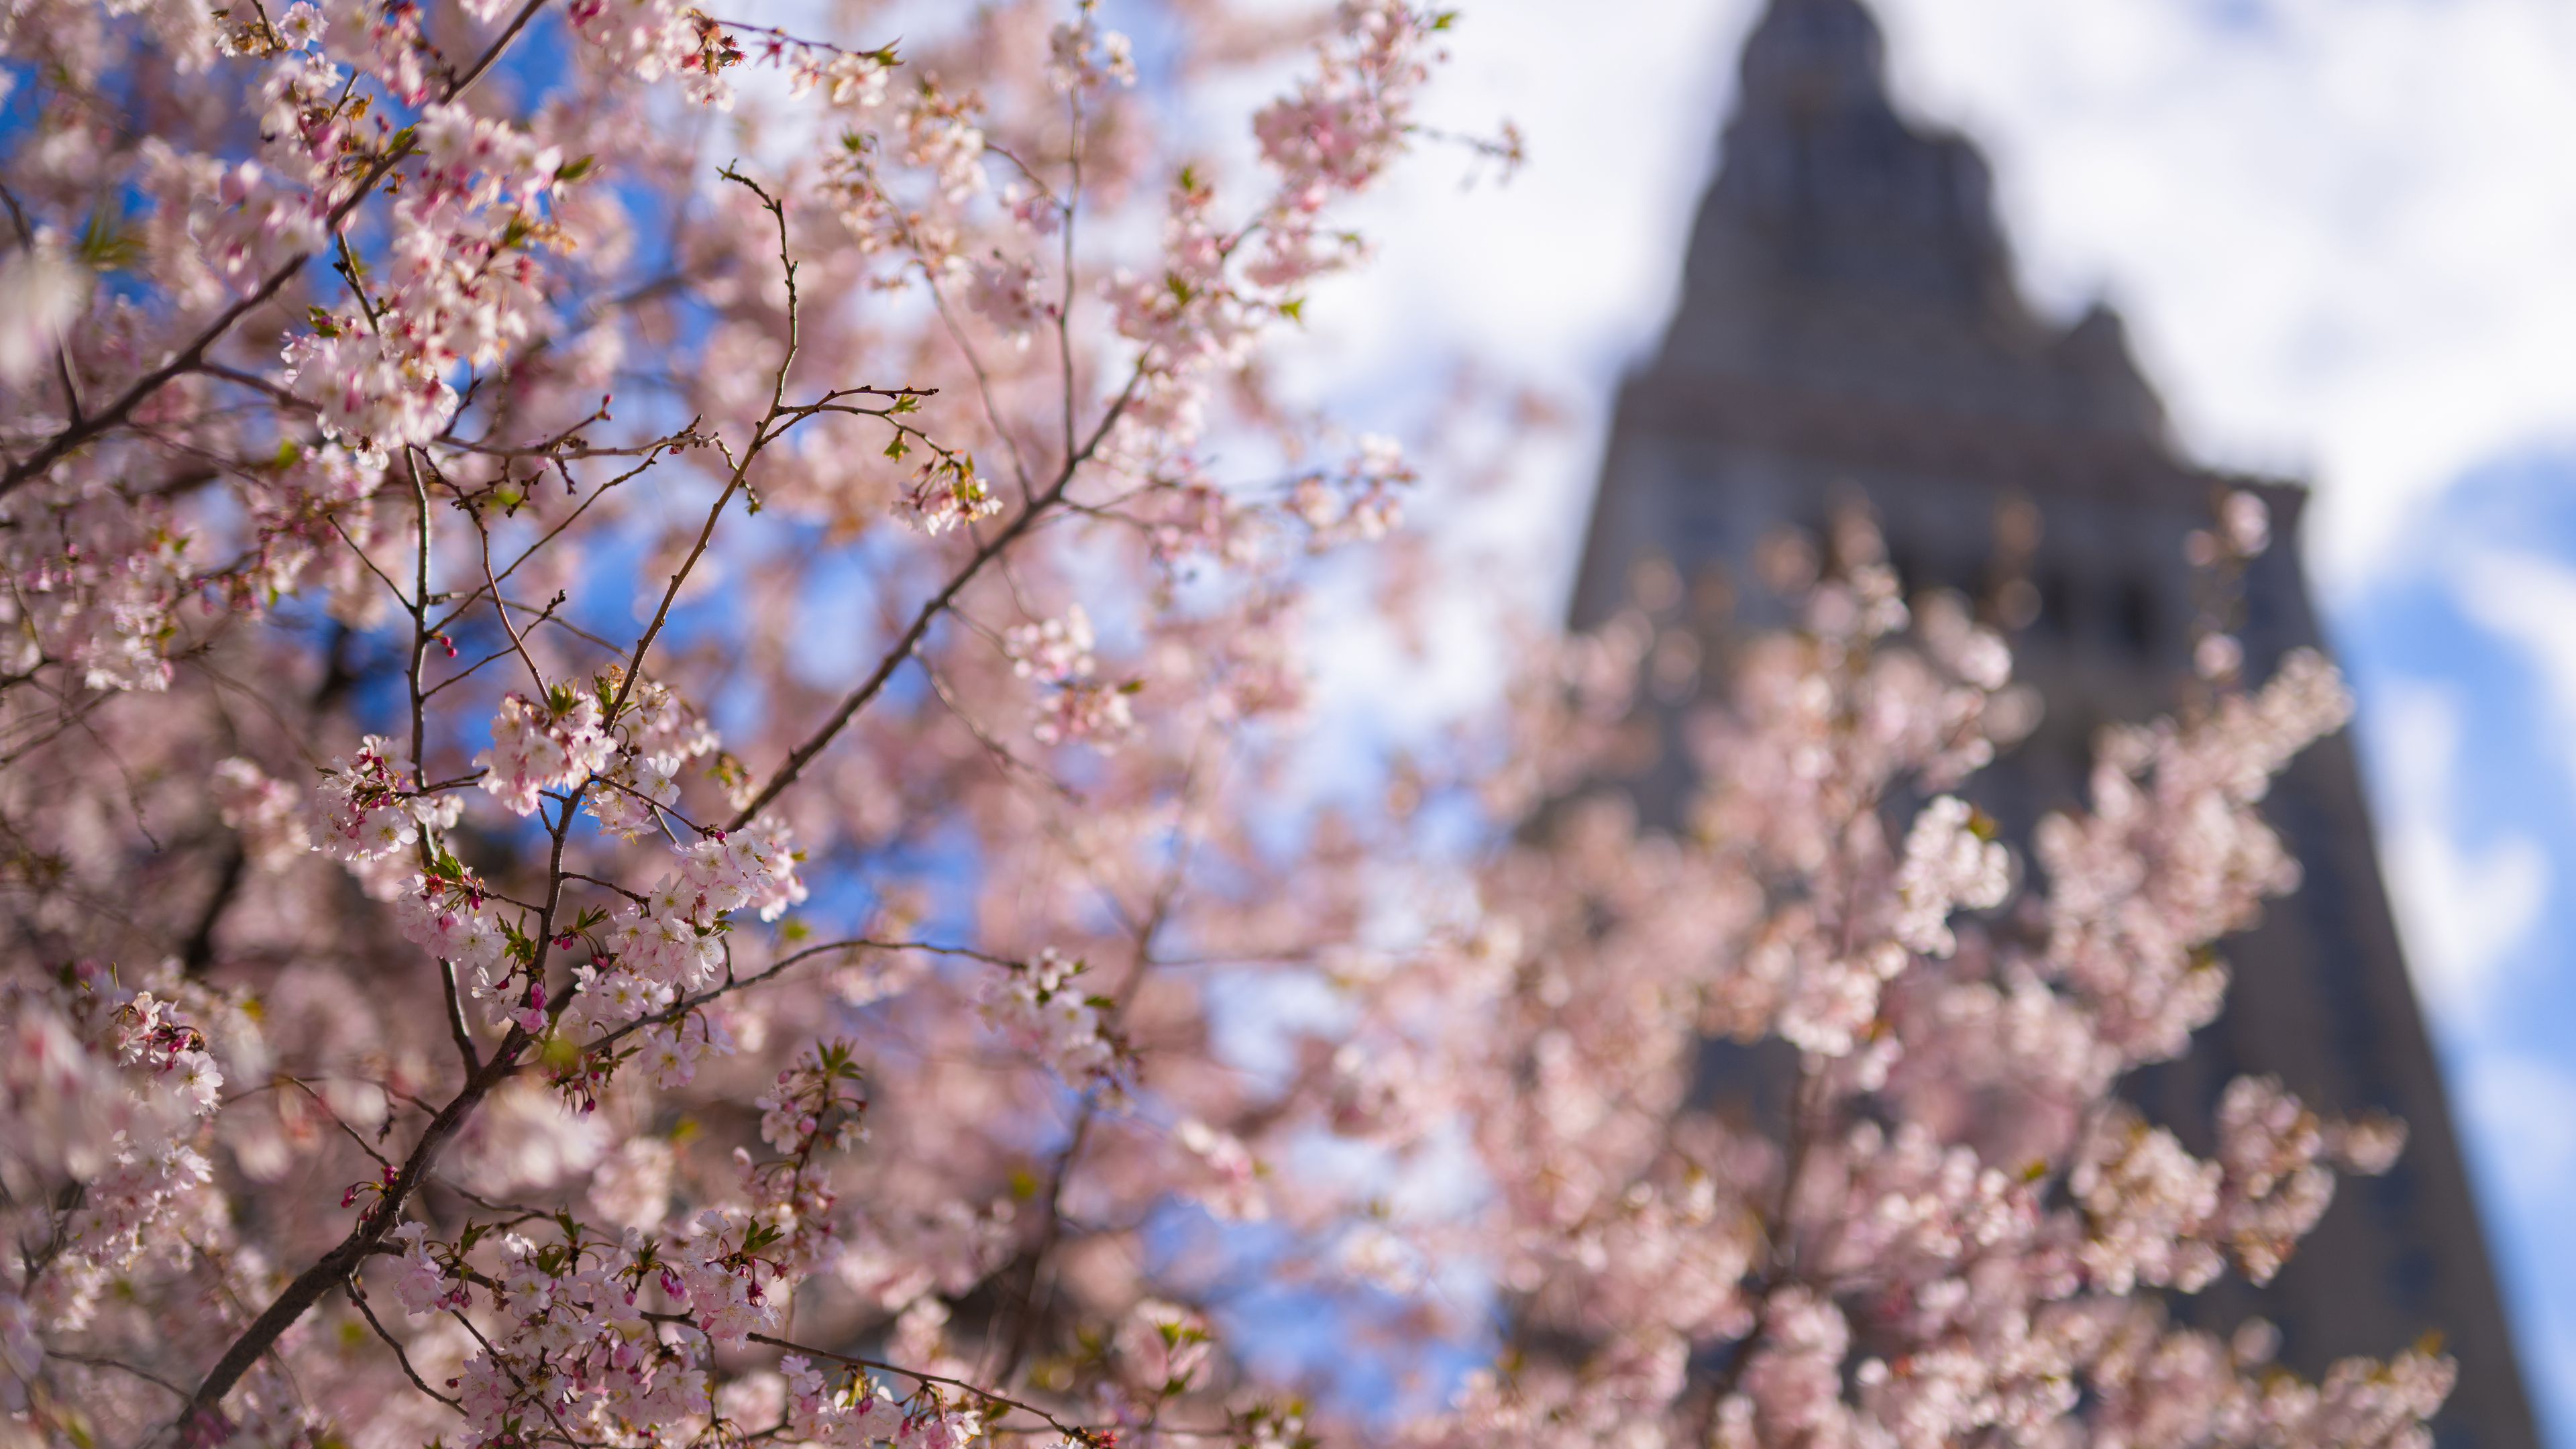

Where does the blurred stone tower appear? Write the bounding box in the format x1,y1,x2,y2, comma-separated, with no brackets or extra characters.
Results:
1568,1,2537,1444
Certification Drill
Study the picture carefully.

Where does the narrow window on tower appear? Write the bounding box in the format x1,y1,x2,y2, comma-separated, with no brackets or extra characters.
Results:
2117,578,2159,655
2037,569,2074,637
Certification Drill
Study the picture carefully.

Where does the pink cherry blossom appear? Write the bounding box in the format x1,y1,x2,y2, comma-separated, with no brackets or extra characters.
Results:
0,5,2451,1448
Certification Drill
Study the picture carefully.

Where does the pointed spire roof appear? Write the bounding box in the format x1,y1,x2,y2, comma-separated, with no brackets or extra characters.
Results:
1734,0,1890,121
1652,0,2166,441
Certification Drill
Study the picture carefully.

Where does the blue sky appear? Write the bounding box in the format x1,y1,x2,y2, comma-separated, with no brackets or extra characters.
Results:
1253,1,2576,1442
2341,455,2576,1446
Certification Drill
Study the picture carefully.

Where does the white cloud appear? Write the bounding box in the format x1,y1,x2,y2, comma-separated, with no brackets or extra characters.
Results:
1869,0,2576,598
1273,5,2576,1434
1286,0,2576,613
2367,680,2548,1028
2454,1051,2576,1438
1272,0,1757,613
2459,1051,2576,1232
2450,547,2576,743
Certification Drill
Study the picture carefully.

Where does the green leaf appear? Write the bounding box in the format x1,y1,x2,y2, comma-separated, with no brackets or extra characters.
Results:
75,203,141,272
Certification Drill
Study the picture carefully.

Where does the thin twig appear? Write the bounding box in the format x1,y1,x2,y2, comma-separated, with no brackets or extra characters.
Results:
728,358,1150,828
745,1334,1112,1443
0,0,553,500
343,1279,464,1412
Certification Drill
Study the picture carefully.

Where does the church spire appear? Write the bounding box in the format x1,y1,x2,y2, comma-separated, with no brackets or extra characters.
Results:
1734,0,1890,120
1682,0,2016,328
1573,12,2540,1438
1658,0,2165,440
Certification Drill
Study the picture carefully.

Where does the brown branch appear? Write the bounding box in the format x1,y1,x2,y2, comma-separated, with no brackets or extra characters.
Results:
51,1351,190,1400
0,0,551,500
176,1034,526,1430
342,1279,464,1413
994,753,1206,1385
726,362,1146,829
744,1334,1113,1443
598,167,800,734
582,936,1014,1055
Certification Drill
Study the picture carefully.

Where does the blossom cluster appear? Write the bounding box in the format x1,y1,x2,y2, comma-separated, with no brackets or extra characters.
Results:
386,1212,797,1440
477,687,614,816
0,0,2459,1446
568,816,808,1062
1361,511,2452,1449
1,968,245,1415
586,672,721,840
1007,606,1136,747
976,950,1124,1088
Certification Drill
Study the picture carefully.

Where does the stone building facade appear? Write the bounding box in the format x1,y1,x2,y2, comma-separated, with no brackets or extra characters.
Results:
1568,2,2537,1444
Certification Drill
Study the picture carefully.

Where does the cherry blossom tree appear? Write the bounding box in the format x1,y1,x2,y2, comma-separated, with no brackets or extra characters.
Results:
0,3,2452,1449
